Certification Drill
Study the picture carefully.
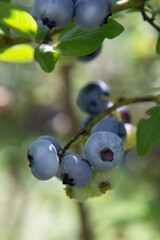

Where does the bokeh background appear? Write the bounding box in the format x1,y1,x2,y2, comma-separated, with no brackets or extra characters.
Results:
0,0,160,240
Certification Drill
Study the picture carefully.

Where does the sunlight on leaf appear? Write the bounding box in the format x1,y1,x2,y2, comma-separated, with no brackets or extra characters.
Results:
0,44,34,62
0,2,37,39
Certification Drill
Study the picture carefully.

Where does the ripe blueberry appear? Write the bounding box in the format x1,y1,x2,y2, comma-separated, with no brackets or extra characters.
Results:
91,117,127,142
77,80,111,114
34,0,74,29
75,0,113,31
80,114,97,129
84,131,124,171
38,135,61,152
27,139,59,180
57,153,93,188
77,45,102,62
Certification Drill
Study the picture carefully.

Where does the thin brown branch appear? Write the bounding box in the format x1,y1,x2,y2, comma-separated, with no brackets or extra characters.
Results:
140,6,160,33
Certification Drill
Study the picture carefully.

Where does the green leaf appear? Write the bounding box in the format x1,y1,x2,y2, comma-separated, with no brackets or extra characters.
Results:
0,23,10,36
56,18,124,56
0,2,37,39
35,44,59,73
153,8,160,14
0,44,34,62
156,35,160,54
137,106,160,156
36,20,49,41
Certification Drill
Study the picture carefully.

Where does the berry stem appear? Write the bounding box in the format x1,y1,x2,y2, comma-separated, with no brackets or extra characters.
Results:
60,94,160,156
0,0,158,46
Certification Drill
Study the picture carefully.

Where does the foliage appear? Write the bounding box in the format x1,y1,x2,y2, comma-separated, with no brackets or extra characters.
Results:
0,0,160,239
0,0,159,155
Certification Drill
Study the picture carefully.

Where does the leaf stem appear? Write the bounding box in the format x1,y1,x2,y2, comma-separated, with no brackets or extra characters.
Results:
60,94,159,157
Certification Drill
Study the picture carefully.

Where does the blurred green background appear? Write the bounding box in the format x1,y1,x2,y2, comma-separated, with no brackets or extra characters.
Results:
0,1,160,240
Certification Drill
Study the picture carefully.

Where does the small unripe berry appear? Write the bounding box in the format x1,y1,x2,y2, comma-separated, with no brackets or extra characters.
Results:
90,168,120,195
124,123,137,151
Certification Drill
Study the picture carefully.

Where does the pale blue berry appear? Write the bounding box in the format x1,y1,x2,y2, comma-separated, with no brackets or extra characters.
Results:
75,0,113,31
57,153,93,188
27,139,59,180
38,135,61,152
84,131,124,171
34,0,74,29
91,117,127,142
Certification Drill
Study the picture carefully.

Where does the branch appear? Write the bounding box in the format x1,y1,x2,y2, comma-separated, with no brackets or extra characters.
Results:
59,94,160,157
112,0,147,14
140,6,160,33
0,0,156,47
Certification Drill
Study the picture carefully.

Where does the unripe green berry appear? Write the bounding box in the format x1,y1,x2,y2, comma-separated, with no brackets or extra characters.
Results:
65,186,91,202
124,123,137,151
89,169,120,195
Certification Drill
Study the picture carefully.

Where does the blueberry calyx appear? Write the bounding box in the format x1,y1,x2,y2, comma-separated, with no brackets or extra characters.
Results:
27,151,33,167
62,173,75,187
89,100,97,107
100,148,114,162
99,181,111,193
65,187,73,199
42,17,56,29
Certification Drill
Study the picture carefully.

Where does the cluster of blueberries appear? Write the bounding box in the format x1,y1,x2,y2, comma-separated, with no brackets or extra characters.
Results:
27,80,135,201
33,0,113,31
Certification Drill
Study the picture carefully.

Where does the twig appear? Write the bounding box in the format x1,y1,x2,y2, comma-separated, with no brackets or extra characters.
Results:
112,0,147,14
140,6,160,33
59,94,160,157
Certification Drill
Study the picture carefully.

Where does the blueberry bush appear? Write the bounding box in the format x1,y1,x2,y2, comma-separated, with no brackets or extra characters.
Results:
0,0,160,240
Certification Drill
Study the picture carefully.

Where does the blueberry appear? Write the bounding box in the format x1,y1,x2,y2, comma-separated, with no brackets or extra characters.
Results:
77,80,111,114
91,117,127,141
34,0,74,29
84,131,124,171
77,45,102,62
38,135,61,152
65,186,91,201
80,114,97,129
75,0,113,31
90,168,120,195
57,153,93,188
124,123,137,151
27,139,59,180
117,106,131,123
109,106,131,123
